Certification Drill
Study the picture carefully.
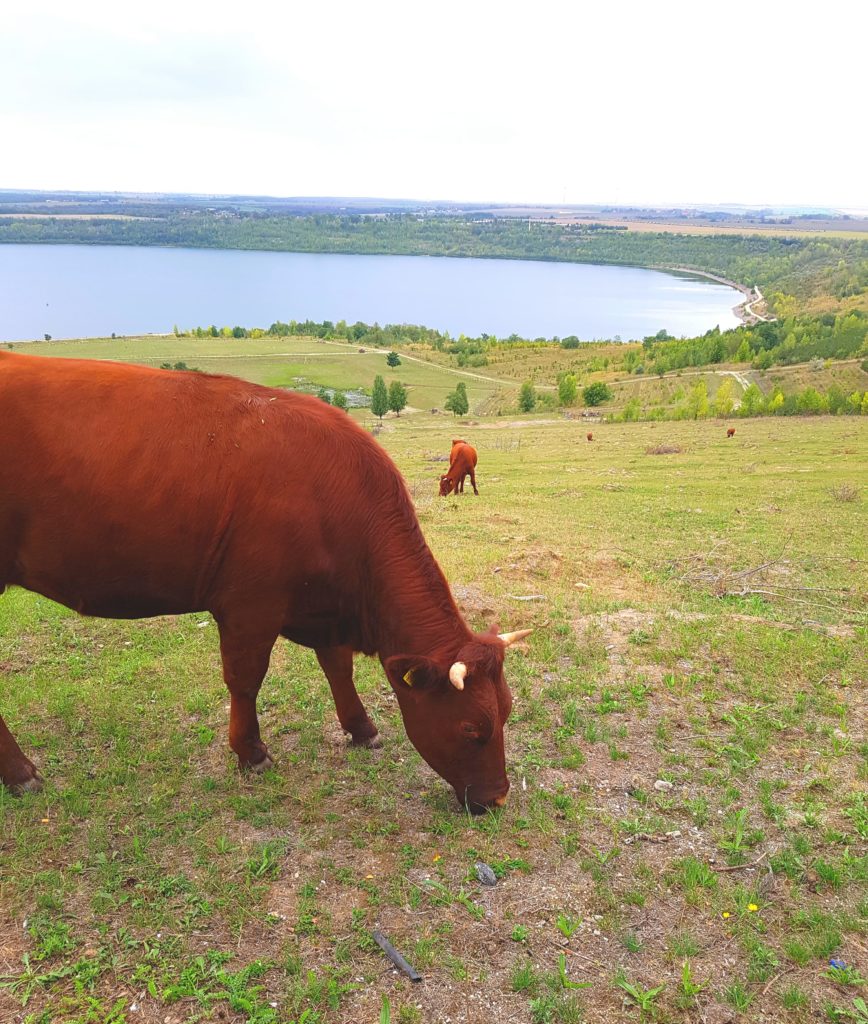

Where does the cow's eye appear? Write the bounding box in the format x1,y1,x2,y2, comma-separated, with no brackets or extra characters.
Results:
460,721,481,740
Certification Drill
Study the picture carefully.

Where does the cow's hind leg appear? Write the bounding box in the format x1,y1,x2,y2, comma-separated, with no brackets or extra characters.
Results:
217,617,279,772
469,467,478,495
316,646,381,748
0,712,43,795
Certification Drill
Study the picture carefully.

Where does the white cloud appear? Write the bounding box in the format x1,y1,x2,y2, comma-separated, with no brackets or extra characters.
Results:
1,0,865,207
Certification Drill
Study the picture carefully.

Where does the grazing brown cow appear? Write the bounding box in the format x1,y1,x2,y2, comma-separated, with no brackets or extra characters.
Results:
440,441,479,496
586,432,594,442
727,427,736,438
0,353,530,812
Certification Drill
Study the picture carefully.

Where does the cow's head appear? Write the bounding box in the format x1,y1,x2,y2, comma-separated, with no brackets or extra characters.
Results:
384,627,530,813
439,474,455,496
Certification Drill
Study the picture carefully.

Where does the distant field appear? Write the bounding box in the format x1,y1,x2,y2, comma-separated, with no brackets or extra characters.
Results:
0,213,149,221
552,218,868,240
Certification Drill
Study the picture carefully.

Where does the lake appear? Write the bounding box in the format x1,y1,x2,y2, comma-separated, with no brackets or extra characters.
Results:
0,244,742,342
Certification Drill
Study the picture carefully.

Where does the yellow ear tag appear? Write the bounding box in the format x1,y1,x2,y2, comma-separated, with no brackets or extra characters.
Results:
403,669,415,687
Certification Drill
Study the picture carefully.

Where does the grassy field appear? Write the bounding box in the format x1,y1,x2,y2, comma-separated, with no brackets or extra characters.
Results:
16,335,866,423
4,336,508,413
551,219,868,241
1,352,867,1024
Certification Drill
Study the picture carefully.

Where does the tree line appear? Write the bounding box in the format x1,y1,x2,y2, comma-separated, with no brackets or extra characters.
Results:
177,308,867,378
611,378,868,423
630,311,868,375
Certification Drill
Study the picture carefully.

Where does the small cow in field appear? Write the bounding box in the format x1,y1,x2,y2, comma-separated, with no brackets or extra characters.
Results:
0,353,531,813
727,427,736,438
586,432,594,442
440,440,479,496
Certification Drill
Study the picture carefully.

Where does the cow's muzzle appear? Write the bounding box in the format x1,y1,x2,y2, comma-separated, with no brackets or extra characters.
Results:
459,786,510,815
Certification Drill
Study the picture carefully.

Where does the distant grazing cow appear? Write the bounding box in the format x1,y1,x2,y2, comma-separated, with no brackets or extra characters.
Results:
0,353,531,813
727,427,736,438
587,432,594,442
440,441,479,496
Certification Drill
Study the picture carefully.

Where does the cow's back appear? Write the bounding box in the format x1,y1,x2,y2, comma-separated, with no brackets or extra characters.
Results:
453,443,477,472
0,352,395,618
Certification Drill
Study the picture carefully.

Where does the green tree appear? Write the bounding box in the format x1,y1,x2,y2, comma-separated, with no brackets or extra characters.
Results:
796,387,828,415
621,397,641,421
714,377,735,417
846,391,863,414
734,338,752,362
582,382,613,407
445,381,469,416
558,373,578,407
826,385,847,414
317,387,331,404
686,379,710,419
386,351,401,367
332,390,349,411
766,389,784,415
371,375,389,419
740,382,765,416
388,380,408,416
519,381,536,412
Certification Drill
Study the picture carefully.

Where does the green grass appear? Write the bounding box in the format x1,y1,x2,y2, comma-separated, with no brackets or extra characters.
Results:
4,333,507,411
1,344,866,1022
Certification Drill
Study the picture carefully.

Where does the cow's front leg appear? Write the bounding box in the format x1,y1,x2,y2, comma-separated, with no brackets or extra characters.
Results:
217,617,278,772
316,645,381,748
0,712,43,795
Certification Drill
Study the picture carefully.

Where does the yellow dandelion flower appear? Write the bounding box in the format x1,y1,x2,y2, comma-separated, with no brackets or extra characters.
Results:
722,912,731,919
748,903,759,912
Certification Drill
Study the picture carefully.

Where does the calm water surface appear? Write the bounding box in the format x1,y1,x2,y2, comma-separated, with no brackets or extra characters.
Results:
0,244,741,342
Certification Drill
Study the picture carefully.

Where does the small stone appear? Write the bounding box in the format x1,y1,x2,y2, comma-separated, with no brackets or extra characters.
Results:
654,780,674,792
475,862,498,886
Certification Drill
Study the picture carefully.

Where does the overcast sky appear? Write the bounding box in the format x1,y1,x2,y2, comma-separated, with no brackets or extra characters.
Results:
2,0,865,210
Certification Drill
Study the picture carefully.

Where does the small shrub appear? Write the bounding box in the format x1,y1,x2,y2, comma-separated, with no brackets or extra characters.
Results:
830,483,859,502
645,444,683,455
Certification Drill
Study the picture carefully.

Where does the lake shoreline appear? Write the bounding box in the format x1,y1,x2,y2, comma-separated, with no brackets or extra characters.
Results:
663,266,774,325
0,244,744,343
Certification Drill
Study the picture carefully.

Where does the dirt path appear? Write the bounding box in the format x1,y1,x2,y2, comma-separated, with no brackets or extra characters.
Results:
744,285,773,322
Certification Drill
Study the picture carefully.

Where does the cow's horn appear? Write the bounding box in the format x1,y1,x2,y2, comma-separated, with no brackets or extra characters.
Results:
498,629,533,647
449,662,468,690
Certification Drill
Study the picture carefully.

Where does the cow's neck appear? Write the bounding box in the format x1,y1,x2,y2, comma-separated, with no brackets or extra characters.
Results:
364,517,471,662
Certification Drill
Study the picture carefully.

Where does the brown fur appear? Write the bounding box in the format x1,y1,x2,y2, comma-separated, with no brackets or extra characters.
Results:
0,353,519,811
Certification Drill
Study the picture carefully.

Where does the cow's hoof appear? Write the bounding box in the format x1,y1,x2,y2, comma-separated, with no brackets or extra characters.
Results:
8,772,44,796
352,733,383,750
241,752,274,774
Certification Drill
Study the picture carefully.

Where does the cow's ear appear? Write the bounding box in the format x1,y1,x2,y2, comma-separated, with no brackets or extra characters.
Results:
384,654,445,692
